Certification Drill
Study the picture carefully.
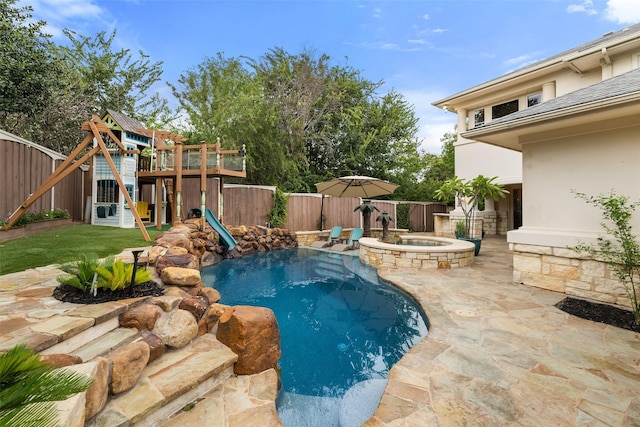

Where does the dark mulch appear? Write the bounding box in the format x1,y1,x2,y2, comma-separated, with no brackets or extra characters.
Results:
556,297,640,333
53,281,164,304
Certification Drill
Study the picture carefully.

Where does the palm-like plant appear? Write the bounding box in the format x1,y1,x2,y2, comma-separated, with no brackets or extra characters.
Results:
354,200,379,237
435,175,508,239
0,344,93,427
376,211,395,242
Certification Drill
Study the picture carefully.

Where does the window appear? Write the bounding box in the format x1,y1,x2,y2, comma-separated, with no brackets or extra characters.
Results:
97,179,119,203
492,99,519,120
527,93,541,107
474,109,485,126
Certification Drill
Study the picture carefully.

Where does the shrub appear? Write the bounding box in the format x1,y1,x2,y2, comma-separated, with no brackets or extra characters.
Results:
570,191,640,325
0,344,92,427
1,209,70,228
57,255,153,293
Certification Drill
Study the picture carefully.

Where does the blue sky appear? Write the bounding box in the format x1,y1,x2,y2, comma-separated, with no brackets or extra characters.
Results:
21,0,640,154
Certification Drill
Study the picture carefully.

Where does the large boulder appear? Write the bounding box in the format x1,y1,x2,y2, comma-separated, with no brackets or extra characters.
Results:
156,253,200,272
159,266,201,286
120,304,163,331
216,305,281,375
154,309,198,349
106,342,150,395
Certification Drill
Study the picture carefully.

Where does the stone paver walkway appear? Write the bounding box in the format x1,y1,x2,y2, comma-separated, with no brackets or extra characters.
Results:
1,237,639,426
364,237,640,426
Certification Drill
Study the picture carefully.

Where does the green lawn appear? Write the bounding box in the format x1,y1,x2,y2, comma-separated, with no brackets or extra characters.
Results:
0,224,166,275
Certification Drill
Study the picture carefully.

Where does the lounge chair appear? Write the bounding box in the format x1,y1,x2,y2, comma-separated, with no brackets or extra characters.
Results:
331,227,363,251
310,226,342,248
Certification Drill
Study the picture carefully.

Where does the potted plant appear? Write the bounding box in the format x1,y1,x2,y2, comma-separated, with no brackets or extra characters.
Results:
376,211,395,242
354,200,379,237
454,220,466,239
435,175,508,255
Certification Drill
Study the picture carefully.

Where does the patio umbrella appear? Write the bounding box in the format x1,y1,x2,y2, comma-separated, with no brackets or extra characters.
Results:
314,175,398,230
315,175,398,198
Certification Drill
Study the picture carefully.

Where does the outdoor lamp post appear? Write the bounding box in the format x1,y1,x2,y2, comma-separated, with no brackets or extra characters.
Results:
129,250,144,296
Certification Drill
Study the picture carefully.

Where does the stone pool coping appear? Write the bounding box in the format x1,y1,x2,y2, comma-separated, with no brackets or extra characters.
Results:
359,235,475,269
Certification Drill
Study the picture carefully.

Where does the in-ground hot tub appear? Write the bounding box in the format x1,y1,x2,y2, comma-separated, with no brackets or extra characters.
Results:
359,235,475,269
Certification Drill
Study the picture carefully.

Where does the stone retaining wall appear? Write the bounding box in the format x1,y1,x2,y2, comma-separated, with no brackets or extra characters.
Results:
511,243,631,307
359,237,475,269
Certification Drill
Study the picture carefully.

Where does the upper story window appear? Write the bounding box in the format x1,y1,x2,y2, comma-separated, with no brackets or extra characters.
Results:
492,99,519,120
474,109,485,126
527,93,542,107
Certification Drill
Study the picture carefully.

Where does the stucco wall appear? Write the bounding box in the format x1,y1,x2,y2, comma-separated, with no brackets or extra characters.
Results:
511,124,640,248
455,140,522,184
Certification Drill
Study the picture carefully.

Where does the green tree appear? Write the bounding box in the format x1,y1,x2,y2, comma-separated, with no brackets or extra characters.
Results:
0,0,61,128
171,47,424,194
57,29,171,126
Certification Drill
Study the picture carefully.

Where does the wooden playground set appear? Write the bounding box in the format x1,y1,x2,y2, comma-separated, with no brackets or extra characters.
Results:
2,113,247,242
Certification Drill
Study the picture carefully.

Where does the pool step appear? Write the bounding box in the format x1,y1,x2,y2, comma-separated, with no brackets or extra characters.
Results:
160,368,282,427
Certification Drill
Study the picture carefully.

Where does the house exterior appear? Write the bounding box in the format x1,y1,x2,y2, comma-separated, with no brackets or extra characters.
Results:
433,24,640,307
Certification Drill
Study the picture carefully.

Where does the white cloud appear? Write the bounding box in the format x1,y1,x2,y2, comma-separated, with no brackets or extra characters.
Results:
604,0,640,24
567,0,597,16
421,14,429,21
20,0,110,40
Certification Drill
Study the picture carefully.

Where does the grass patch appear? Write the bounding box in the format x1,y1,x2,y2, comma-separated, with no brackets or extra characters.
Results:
0,225,165,275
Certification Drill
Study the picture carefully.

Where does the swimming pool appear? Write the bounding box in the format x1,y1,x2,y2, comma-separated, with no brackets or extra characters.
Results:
201,248,428,426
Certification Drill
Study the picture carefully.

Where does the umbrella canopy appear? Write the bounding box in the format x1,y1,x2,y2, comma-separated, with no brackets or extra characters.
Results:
315,175,398,198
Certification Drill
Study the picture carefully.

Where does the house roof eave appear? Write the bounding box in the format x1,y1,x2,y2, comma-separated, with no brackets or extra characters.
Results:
461,93,640,151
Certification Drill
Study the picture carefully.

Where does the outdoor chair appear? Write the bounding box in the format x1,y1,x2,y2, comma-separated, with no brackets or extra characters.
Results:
331,227,363,252
136,201,151,221
310,226,342,248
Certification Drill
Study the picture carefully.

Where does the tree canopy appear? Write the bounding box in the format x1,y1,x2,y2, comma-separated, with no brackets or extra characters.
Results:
1,0,456,200
171,48,428,193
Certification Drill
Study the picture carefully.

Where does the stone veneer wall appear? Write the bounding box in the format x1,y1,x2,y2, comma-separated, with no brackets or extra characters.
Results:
359,238,475,269
433,212,507,238
510,243,631,307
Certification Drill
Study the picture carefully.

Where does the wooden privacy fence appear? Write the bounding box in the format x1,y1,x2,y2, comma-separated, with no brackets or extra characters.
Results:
220,187,445,233
1,134,88,222
2,131,446,233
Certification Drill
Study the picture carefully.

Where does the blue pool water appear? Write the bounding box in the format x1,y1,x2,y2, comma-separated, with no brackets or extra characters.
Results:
201,248,428,426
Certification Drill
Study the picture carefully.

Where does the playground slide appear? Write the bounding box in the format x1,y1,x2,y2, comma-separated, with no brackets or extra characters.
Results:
204,208,238,249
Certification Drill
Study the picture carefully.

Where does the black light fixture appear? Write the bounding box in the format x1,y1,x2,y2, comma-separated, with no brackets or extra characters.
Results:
129,250,144,296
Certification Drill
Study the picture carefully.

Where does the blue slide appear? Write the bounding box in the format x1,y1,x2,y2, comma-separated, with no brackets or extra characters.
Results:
204,208,237,249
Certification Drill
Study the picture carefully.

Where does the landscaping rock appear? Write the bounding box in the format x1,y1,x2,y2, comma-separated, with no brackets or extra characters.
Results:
106,342,150,395
82,357,110,419
216,305,281,375
151,295,183,312
163,286,191,298
160,266,202,286
139,330,166,363
198,287,221,304
154,309,198,349
156,254,200,273
179,296,209,320
120,304,163,331
155,230,192,251
41,353,82,367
